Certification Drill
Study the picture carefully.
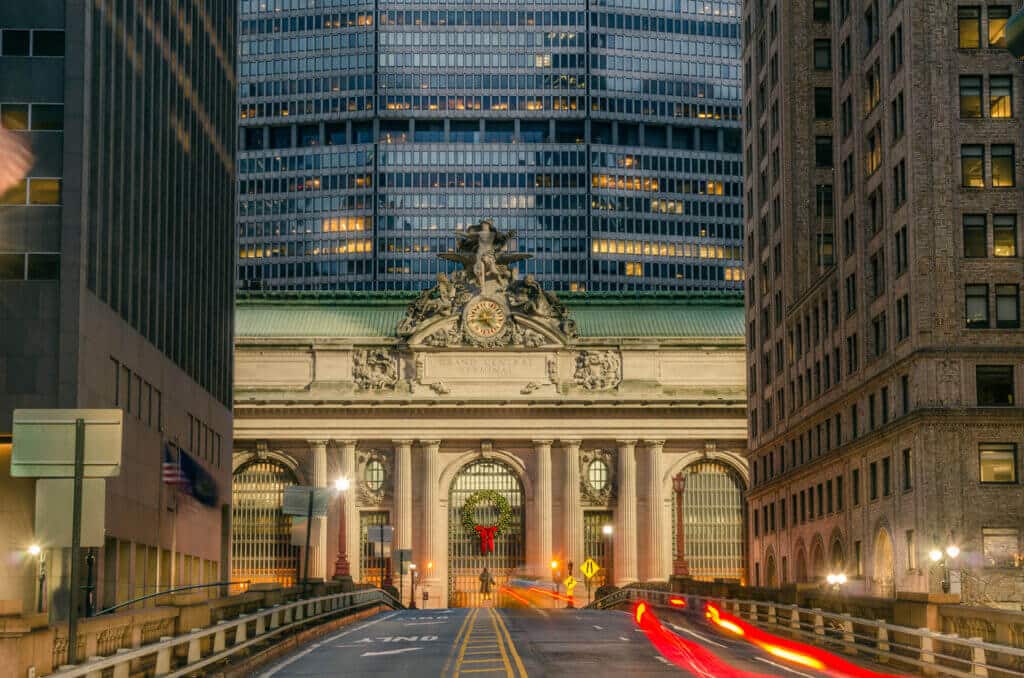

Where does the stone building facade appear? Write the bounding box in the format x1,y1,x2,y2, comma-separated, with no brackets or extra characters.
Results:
742,0,1024,605
232,225,749,607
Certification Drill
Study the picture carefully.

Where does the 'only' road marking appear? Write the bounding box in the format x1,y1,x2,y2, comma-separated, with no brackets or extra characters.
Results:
362,647,423,657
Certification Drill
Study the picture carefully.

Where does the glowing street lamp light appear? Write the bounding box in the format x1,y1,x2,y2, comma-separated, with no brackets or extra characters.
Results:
28,544,41,557
929,539,960,594
28,544,46,613
601,524,614,586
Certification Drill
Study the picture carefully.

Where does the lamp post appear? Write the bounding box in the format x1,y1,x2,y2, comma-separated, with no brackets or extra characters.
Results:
672,474,690,576
409,563,418,609
29,544,46,614
550,559,561,598
602,524,614,587
929,542,960,594
332,477,352,581
825,572,847,595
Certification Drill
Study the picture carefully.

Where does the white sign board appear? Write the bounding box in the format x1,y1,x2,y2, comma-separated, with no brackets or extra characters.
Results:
11,409,123,477
282,486,332,517
34,478,106,547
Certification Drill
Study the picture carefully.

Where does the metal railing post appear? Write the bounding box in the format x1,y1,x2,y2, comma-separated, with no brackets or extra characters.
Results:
813,609,825,638
789,606,801,631
840,614,855,654
876,620,890,664
919,628,936,676
969,637,988,677
767,603,776,627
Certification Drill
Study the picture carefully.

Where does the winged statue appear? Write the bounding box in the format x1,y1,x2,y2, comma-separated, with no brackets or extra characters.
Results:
438,219,532,288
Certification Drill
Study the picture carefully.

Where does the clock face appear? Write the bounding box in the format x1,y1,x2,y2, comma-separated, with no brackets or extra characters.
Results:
465,300,506,337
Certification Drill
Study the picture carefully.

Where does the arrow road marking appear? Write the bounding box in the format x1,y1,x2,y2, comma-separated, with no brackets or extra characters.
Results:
258,612,398,677
618,636,629,642
361,647,424,657
593,625,604,630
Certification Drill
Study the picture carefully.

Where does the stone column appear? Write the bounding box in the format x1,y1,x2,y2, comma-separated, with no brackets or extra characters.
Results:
561,440,583,577
336,440,358,581
533,440,554,576
642,440,667,582
614,440,638,586
393,440,414,592
309,440,329,580
419,440,441,606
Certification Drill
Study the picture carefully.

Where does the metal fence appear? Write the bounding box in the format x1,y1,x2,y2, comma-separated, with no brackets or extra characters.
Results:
592,587,1024,678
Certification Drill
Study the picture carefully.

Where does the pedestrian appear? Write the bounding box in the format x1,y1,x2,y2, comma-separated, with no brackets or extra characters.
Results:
479,566,495,599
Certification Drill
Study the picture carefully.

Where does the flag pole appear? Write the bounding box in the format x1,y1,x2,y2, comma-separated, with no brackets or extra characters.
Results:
156,465,163,593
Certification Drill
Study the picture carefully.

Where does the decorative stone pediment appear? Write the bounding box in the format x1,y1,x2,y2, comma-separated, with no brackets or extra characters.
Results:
397,219,578,348
352,349,399,390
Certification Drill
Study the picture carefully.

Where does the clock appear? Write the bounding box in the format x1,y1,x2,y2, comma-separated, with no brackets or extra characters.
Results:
465,299,507,337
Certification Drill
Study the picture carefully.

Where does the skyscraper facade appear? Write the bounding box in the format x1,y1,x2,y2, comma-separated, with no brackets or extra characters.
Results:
236,0,744,292
0,0,235,617
743,0,1024,604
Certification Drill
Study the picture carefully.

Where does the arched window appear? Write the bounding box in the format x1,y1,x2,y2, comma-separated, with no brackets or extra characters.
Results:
672,461,745,582
231,459,298,587
587,458,610,492
364,459,386,491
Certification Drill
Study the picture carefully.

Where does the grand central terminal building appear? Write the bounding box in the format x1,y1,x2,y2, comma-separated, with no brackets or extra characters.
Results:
230,224,750,607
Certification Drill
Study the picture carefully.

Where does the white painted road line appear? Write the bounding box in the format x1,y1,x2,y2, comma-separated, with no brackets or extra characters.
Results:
256,611,399,678
619,636,630,642
593,625,604,630
668,623,729,649
403,621,448,626
361,647,423,657
753,656,815,677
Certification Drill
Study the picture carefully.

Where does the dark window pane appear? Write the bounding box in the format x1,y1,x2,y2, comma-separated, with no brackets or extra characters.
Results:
814,88,833,119
814,40,832,69
0,253,25,279
963,215,987,257
977,365,1015,406
1,30,30,56
1,103,29,130
966,284,989,328
815,136,834,167
26,253,59,280
30,104,63,130
995,284,1020,328
992,145,1015,187
31,30,64,56
959,76,982,118
813,0,831,22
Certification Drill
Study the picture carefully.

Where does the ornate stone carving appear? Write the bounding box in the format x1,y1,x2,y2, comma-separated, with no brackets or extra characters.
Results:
580,448,616,505
355,449,392,506
520,382,542,395
428,381,451,395
396,220,578,348
352,349,399,390
546,355,559,383
573,350,622,390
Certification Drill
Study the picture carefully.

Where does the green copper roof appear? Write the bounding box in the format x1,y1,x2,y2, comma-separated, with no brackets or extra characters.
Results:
235,291,745,340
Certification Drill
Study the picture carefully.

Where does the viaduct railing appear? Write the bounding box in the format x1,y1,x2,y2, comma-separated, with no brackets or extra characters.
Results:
593,586,1024,678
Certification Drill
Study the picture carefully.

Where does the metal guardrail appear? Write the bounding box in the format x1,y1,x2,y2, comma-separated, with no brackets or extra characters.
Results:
96,581,253,616
590,587,1024,678
50,588,403,677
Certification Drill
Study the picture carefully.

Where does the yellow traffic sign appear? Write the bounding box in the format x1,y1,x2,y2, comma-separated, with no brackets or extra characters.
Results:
564,575,578,593
580,558,600,579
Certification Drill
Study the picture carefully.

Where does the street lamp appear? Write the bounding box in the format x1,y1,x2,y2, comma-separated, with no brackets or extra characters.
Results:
929,540,961,594
825,572,847,594
28,544,45,613
409,563,418,609
332,477,352,581
602,524,614,587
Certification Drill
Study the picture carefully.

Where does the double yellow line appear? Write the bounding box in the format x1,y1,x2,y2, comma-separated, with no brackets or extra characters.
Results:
444,608,527,677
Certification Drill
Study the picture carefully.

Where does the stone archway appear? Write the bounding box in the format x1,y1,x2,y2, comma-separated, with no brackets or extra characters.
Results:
810,536,826,581
873,528,896,598
765,551,778,588
671,460,745,582
231,458,299,587
795,543,809,583
447,458,526,607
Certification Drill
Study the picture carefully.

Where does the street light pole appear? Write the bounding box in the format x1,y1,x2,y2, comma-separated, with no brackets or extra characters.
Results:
929,541,961,594
333,478,351,580
602,524,614,587
409,563,418,609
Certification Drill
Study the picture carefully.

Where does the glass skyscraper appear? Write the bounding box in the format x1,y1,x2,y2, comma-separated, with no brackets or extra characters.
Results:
236,0,743,292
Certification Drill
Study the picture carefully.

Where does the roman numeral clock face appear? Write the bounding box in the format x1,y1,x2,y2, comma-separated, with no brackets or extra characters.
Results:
465,299,506,337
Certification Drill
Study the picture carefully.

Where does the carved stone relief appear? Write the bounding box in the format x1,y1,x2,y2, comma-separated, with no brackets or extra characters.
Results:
352,349,399,390
574,350,622,390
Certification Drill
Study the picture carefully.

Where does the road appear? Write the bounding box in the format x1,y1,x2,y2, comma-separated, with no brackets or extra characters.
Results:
254,606,895,677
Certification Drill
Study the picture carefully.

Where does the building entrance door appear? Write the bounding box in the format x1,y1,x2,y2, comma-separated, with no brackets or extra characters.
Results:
447,459,525,607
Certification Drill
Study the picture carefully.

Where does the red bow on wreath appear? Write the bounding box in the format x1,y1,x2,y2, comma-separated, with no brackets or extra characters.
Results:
475,525,499,554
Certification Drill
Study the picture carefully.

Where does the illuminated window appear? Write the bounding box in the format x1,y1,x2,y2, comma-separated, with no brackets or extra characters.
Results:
587,460,609,492
990,76,1013,118
980,444,1017,483
959,7,981,48
0,103,28,129
364,459,386,491
29,178,61,205
961,145,984,188
994,215,1018,257
0,179,27,205
982,528,1020,568
988,6,1010,48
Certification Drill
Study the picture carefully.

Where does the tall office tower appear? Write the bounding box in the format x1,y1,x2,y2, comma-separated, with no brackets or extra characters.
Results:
743,1,1024,604
0,2,236,617
236,0,744,292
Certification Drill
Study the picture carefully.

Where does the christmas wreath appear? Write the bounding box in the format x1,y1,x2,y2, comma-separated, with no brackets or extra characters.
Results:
461,490,513,554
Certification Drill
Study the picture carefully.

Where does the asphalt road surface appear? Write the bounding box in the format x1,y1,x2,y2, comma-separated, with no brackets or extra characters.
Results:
254,606,897,677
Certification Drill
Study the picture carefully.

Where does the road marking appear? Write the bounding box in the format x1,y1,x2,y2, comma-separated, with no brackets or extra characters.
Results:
668,624,729,649
403,621,448,626
593,625,604,630
361,647,423,657
753,657,814,677
442,609,476,677
618,636,629,642
256,611,398,678
492,609,528,678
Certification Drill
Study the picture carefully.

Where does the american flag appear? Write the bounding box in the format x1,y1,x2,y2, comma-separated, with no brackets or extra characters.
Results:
162,444,188,487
